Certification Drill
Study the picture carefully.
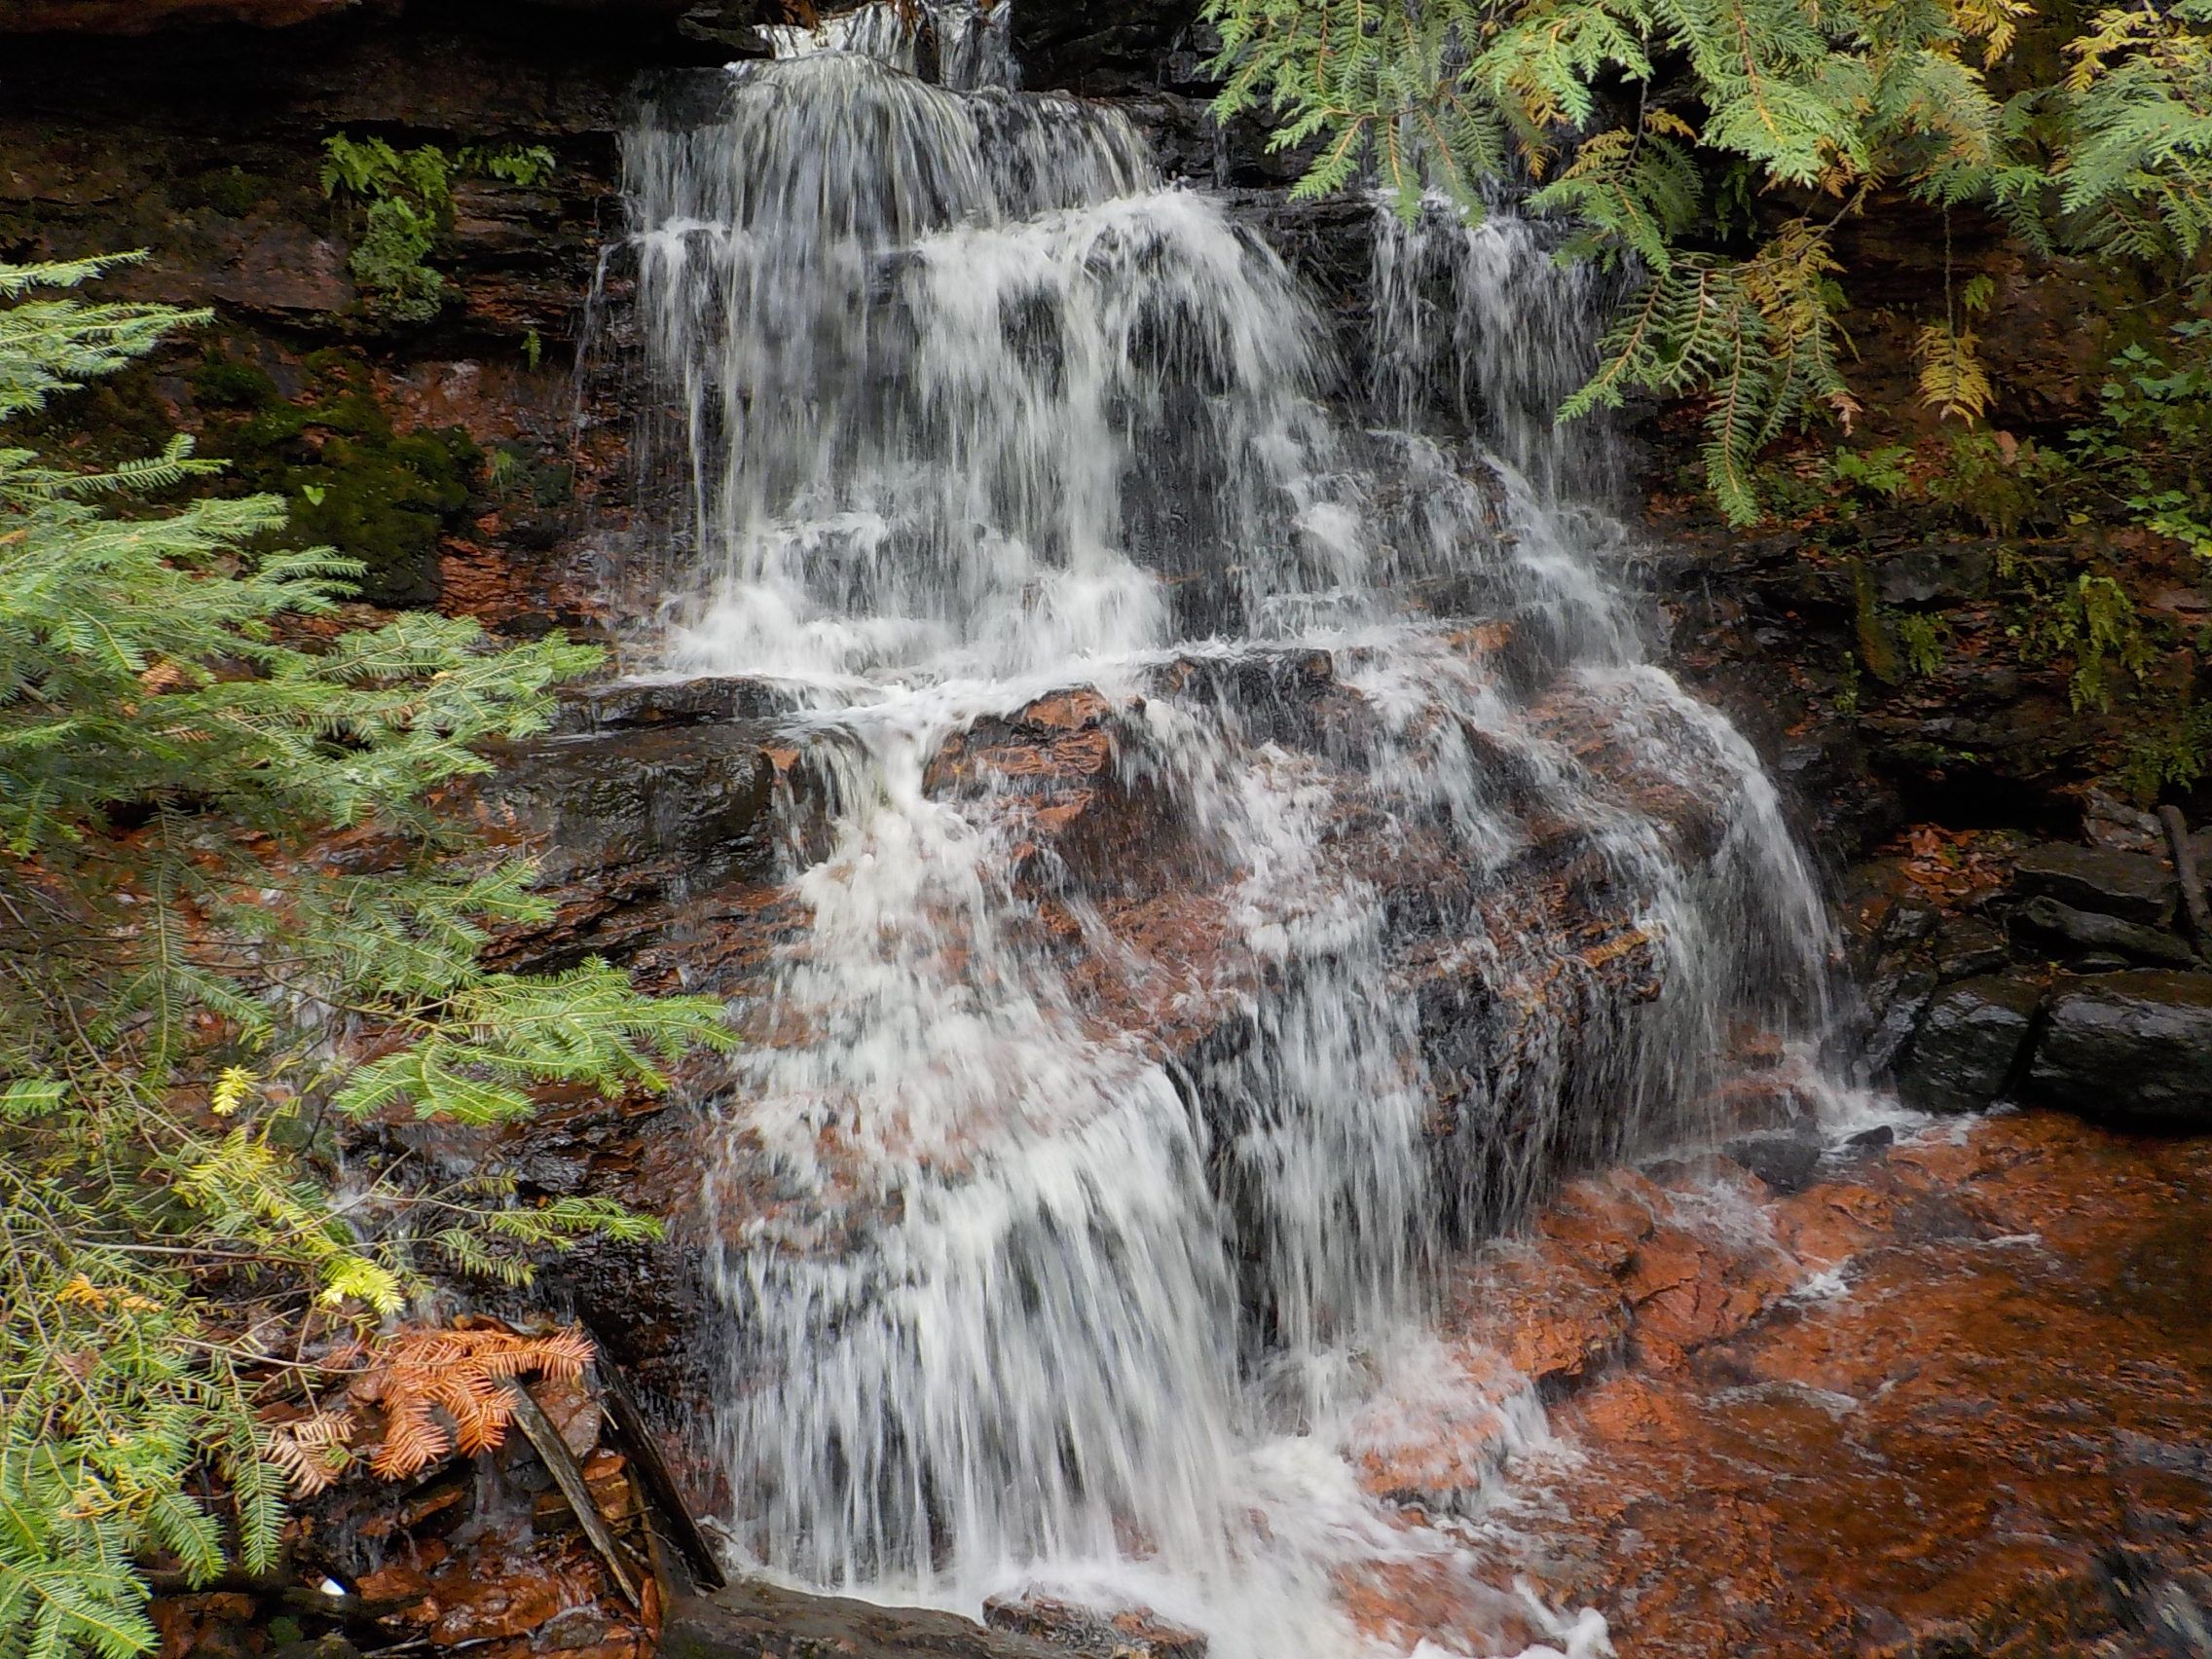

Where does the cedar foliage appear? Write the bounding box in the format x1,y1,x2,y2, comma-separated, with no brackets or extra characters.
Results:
1206,0,2212,522
0,254,736,1659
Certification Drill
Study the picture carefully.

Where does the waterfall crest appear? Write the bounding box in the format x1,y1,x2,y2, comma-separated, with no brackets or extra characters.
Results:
599,31,1833,1659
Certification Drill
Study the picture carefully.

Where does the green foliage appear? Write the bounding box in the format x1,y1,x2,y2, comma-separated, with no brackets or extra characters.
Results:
1205,0,2212,521
2058,0,2212,278
2005,566,2155,710
458,144,557,189
1830,443,1915,502
2119,694,2212,797
319,135,561,325
2067,318,2212,557
1892,608,1951,677
0,256,733,1659
1923,427,2070,535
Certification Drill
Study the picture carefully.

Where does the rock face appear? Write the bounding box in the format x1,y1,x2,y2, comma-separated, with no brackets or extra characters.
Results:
1012,0,1200,92
1896,973,2044,1114
2028,971,2212,1125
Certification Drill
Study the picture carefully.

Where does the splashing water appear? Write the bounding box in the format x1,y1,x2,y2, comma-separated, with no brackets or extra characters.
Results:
598,28,1831,1659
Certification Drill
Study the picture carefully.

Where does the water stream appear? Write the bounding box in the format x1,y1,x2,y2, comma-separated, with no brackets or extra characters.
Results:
597,22,1833,1657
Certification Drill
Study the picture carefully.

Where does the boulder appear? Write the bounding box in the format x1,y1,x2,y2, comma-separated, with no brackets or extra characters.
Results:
2027,971,2212,1126
2010,895,2197,969
664,1580,1062,1659
1721,1131,1825,1195
1897,974,2044,1115
2012,843,2176,926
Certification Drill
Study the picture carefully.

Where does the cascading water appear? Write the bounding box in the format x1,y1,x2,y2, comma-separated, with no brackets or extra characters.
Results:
598,19,1835,1657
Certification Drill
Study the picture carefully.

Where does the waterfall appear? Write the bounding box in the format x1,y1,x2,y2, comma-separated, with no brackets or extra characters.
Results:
599,24,1832,1659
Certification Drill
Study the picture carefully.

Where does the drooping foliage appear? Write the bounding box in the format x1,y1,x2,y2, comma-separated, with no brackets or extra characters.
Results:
0,254,733,1659
1206,0,2212,521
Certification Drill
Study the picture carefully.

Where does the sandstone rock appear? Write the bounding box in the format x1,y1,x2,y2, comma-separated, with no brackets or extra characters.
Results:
2028,971,2212,1125
2010,894,2196,968
1897,974,2044,1114
2011,843,2177,926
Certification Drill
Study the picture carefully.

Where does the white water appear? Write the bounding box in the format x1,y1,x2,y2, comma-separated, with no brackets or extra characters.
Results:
603,29,1831,1659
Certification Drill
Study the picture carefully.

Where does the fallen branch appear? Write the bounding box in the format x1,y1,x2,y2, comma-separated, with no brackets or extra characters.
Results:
506,1383,643,1610
2158,805,2212,962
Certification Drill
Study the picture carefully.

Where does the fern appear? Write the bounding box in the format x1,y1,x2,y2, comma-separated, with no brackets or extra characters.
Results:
1208,0,2212,519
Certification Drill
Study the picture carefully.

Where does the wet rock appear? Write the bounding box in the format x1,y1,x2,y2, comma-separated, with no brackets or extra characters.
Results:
1871,543,1994,607
1845,1123,1897,1150
2010,894,2197,968
665,1580,1062,1659
2028,971,2212,1125
1722,1130,1825,1195
1864,968,1937,1077
2012,843,2177,926
554,675,797,735
1897,974,2044,1114
1932,913,2009,981
479,724,776,889
983,1595,1209,1659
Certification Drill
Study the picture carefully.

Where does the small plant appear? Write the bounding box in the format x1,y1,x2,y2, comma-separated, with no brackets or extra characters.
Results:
522,326,544,371
320,136,560,326
2119,696,2212,798
2008,569,2156,711
1893,610,1950,679
1829,443,1914,502
2068,320,2212,558
459,143,557,188
1925,428,2070,536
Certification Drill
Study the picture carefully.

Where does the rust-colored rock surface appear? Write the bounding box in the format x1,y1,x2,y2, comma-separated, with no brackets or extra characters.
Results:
1358,1110,2212,1657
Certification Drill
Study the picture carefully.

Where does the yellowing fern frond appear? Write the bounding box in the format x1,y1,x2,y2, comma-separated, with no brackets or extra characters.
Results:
1916,320,1996,421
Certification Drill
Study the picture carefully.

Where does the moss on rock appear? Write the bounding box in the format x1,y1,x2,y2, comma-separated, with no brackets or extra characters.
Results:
201,348,479,608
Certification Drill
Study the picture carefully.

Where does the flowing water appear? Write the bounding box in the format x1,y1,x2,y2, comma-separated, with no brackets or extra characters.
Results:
598,20,1833,1657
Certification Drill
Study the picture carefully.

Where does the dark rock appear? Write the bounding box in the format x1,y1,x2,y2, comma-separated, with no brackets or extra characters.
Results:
1933,913,2009,981
984,1595,1208,1659
1872,543,1993,607
2027,971,2212,1126
554,674,798,734
1864,969,1937,1078
482,723,776,888
2012,843,2177,926
1897,974,2044,1114
1722,1131,1825,1194
1846,1124,1897,1151
2083,789,2165,855
2010,895,2197,969
664,1580,1063,1659
1013,0,1199,94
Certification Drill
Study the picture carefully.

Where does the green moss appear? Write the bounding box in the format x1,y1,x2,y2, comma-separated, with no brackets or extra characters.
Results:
204,354,480,608
189,166,276,219
190,357,280,410
1852,558,1904,686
